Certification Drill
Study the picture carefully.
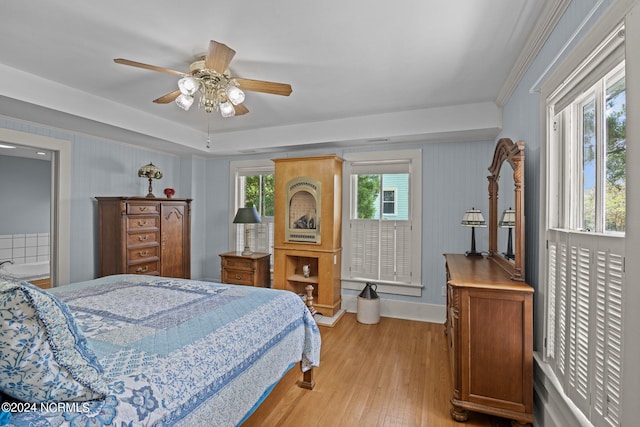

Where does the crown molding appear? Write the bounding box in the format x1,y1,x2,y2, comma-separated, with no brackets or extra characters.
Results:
496,0,571,106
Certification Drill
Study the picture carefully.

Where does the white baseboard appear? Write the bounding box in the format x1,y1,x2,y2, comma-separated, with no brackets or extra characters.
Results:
341,294,446,324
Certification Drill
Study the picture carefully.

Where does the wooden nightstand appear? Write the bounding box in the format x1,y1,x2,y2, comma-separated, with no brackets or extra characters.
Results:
219,252,271,287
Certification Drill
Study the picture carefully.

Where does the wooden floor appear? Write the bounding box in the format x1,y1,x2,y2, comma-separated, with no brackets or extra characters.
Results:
243,313,511,427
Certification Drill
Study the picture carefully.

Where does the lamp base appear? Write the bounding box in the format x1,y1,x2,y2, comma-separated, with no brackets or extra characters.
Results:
241,248,253,256
465,251,483,257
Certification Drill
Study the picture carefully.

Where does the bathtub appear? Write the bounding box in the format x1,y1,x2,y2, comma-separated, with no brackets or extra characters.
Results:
0,260,50,281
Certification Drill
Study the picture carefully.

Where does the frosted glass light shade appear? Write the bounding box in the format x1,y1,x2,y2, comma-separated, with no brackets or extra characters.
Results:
175,94,194,111
219,101,235,117
226,85,245,105
178,77,200,95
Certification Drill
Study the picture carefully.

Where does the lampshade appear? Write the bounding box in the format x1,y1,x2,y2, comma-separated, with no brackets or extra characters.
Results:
137,162,163,180
233,207,262,224
461,208,487,227
499,207,516,228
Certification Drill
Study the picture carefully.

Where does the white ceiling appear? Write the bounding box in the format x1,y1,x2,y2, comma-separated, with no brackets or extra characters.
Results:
0,0,555,157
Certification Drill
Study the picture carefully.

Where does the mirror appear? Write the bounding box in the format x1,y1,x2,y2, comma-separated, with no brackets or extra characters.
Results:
487,138,525,281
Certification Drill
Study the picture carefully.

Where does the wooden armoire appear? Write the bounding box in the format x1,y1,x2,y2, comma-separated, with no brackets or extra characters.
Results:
272,155,343,317
96,197,191,279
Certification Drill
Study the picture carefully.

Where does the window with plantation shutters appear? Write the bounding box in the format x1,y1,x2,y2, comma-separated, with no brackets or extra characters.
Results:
543,24,626,427
342,150,422,296
229,160,274,260
546,231,624,427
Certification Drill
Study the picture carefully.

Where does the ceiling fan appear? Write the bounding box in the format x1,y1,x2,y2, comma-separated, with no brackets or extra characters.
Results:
114,40,292,118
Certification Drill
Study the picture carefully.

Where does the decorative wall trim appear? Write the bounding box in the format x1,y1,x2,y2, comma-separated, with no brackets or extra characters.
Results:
496,0,571,106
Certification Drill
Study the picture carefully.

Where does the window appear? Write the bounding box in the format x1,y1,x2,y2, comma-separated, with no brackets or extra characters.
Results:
230,160,274,257
342,150,422,296
382,188,398,216
544,25,625,427
571,64,626,233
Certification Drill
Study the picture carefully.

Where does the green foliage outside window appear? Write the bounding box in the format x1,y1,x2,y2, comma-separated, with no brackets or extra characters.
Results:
244,174,274,216
356,175,381,219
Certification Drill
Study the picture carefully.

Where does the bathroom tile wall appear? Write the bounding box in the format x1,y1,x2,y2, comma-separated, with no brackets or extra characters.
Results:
0,233,49,264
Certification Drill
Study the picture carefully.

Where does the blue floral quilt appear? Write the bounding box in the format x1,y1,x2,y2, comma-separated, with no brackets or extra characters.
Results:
5,275,321,427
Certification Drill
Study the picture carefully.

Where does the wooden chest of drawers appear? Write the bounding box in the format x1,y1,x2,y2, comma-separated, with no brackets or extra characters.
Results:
220,252,270,287
444,253,533,426
96,197,192,279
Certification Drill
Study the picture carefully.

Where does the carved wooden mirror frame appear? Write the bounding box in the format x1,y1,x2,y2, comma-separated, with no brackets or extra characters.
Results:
487,138,525,281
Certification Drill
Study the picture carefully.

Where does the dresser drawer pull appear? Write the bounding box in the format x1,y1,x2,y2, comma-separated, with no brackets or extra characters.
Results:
139,250,149,257
136,266,149,273
138,220,148,226
139,206,147,211
235,274,244,280
138,235,148,241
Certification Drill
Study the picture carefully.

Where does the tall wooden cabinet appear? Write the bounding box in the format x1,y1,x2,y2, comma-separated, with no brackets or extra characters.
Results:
273,155,343,317
96,197,192,279
444,254,533,426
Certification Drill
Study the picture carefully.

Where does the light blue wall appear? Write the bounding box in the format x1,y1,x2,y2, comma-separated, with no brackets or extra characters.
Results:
203,140,495,306
0,155,50,234
498,0,617,352
0,116,205,284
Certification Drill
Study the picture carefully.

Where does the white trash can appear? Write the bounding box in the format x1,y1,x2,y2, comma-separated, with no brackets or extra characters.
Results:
357,282,380,324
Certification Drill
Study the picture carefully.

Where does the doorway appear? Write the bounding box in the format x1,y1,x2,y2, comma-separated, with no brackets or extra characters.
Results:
0,128,70,286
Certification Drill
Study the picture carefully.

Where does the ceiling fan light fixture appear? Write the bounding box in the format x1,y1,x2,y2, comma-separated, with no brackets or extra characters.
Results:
226,85,245,105
175,94,194,111
178,76,200,96
219,101,236,117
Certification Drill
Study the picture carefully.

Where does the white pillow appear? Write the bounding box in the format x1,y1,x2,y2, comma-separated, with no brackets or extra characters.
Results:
0,276,108,402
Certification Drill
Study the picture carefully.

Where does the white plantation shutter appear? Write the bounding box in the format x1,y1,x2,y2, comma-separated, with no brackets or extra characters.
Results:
557,242,569,377
568,244,591,412
251,220,274,255
394,221,412,282
350,220,380,280
593,245,624,427
546,230,624,427
379,221,395,281
546,242,557,359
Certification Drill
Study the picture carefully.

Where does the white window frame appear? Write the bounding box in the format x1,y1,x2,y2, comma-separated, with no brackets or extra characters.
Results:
382,187,398,216
541,23,626,427
229,159,274,258
342,149,422,296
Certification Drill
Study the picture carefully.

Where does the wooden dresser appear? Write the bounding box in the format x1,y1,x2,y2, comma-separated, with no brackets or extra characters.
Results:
96,197,191,279
444,253,533,426
219,252,270,287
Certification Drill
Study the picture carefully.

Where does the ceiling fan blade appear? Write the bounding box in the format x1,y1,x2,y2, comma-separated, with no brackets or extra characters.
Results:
234,103,249,115
205,41,236,74
114,58,185,77
234,78,292,96
153,90,181,104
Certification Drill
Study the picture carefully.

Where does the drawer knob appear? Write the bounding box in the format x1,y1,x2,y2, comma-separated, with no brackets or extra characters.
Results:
136,266,148,273
139,206,147,211
139,250,149,256
138,235,148,241
138,220,147,226
235,274,243,280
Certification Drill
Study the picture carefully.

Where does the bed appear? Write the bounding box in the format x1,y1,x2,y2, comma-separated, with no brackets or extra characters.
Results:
0,274,321,426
